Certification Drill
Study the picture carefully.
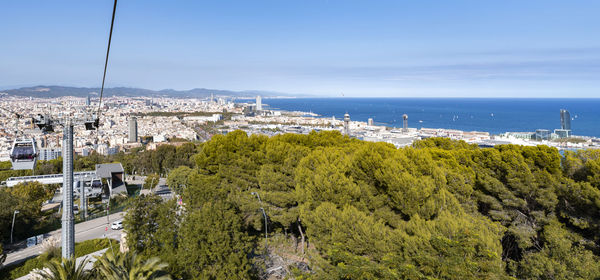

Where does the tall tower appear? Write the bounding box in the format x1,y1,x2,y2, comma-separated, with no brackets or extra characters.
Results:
128,117,138,143
344,113,351,136
560,109,571,130
368,118,374,126
62,120,74,258
256,95,263,111
402,114,408,133
86,95,91,106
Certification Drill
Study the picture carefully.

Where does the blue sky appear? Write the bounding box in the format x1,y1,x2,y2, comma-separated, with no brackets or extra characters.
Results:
1,0,599,97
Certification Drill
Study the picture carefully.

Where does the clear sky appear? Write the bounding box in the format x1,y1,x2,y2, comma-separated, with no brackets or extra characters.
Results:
1,0,599,97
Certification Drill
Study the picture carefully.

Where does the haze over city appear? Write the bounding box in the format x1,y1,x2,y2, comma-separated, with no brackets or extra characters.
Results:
2,0,600,97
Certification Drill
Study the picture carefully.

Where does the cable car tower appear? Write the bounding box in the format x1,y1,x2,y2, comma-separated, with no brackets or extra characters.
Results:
4,102,100,257
26,0,115,259
35,114,99,258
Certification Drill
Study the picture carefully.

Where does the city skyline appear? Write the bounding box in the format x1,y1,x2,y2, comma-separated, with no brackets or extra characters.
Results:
2,1,600,97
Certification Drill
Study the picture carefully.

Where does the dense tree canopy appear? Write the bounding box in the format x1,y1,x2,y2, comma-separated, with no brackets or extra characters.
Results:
122,131,600,279
0,181,55,242
112,143,197,176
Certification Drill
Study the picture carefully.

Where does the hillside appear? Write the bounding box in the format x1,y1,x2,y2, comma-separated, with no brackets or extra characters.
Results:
0,85,292,98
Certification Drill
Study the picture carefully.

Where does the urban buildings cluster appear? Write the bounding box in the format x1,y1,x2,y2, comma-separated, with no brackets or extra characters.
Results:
0,95,238,160
0,95,598,162
224,98,600,150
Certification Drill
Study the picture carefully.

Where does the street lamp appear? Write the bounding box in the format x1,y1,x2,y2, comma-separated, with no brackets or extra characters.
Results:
11,210,20,244
251,192,267,248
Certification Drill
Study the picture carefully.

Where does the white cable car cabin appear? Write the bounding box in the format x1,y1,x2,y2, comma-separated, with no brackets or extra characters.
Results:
10,138,37,170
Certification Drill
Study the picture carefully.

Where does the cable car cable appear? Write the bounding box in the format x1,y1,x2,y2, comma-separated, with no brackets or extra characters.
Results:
96,0,118,121
93,0,117,150
95,0,118,256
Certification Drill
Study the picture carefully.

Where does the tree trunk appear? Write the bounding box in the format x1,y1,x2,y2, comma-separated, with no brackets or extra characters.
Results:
297,221,305,256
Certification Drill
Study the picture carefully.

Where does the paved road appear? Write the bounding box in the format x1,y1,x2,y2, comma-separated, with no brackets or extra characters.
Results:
127,175,173,199
125,175,166,187
3,212,124,268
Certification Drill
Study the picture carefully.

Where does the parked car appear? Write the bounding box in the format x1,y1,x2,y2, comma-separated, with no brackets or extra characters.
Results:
111,220,123,230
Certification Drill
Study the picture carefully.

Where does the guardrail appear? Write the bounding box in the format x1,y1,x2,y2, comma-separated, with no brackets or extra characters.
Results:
77,205,126,222
6,171,96,181
5,171,99,187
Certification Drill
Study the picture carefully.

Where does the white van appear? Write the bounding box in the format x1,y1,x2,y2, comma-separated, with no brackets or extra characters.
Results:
111,220,123,230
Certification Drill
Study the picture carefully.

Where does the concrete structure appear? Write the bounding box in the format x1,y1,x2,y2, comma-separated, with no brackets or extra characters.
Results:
501,131,535,140
5,171,96,187
62,121,74,258
368,118,374,126
38,148,62,161
76,180,86,219
182,114,222,123
96,163,125,196
344,113,351,136
5,163,123,197
256,95,263,111
535,129,551,141
128,117,138,143
153,135,167,143
402,114,408,133
555,129,571,139
86,95,91,106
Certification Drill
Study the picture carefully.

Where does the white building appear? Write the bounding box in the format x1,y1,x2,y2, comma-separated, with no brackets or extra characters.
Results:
183,114,222,123
256,96,263,111
38,148,62,161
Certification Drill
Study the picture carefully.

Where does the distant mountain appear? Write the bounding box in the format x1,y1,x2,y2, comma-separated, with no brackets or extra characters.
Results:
0,85,297,98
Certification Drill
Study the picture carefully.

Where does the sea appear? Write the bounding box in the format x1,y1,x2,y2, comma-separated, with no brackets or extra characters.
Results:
253,98,600,138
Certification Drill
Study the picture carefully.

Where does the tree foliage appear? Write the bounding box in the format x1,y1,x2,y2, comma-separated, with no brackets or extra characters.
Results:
143,174,160,190
110,143,197,176
166,166,192,195
0,182,55,241
36,257,93,280
94,250,171,280
122,132,600,279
